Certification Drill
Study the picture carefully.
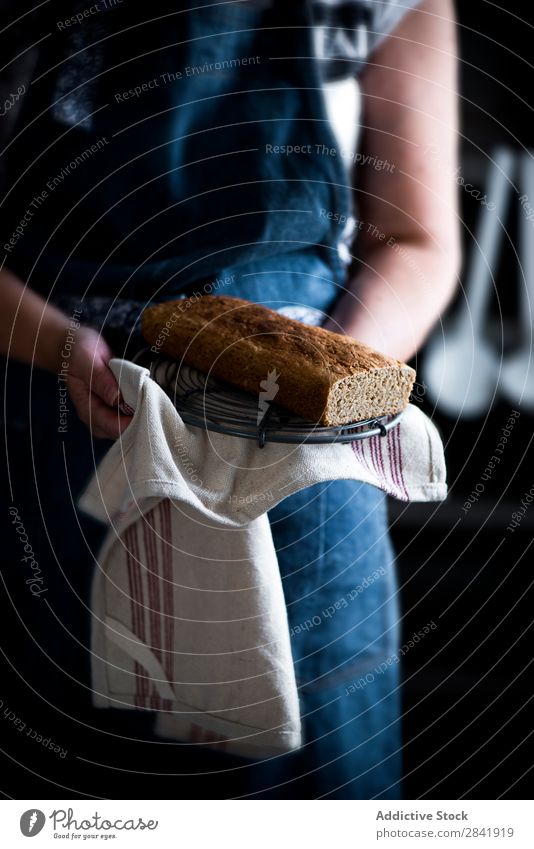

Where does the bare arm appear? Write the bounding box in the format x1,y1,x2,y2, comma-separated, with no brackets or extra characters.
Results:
0,266,71,372
323,0,461,362
0,267,131,438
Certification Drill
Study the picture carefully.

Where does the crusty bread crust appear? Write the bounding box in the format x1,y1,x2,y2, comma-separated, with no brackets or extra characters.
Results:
141,295,416,425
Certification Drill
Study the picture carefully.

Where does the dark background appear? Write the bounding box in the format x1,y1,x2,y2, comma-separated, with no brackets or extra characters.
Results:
392,0,534,799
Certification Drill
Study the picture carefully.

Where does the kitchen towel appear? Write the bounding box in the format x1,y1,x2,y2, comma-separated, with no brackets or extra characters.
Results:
79,358,447,758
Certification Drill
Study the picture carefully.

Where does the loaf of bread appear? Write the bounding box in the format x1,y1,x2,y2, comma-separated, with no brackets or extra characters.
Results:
141,295,415,426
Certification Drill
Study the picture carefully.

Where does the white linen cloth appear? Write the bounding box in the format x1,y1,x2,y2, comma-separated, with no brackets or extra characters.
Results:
79,358,447,758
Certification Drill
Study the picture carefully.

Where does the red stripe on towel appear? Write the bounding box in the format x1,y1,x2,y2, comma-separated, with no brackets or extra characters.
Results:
350,439,371,475
143,507,163,710
160,500,174,690
387,427,403,497
351,432,404,500
124,525,141,707
386,431,400,498
131,521,149,706
383,434,402,498
368,434,382,481
393,424,410,500
371,434,399,499
143,510,159,655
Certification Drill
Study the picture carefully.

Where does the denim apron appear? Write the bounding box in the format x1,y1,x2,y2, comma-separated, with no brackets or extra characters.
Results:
1,1,401,798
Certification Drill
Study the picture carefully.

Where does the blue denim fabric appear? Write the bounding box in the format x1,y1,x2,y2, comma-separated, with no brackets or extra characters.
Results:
200,272,402,799
252,480,401,799
1,1,402,798
3,1,352,303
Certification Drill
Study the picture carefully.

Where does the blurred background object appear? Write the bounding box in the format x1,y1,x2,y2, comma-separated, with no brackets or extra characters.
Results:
422,147,515,418
391,0,534,799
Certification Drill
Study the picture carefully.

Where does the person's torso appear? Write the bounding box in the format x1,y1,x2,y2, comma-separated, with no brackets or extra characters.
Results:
3,1,363,300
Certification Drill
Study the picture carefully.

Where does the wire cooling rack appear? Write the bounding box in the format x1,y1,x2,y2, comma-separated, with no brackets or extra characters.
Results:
135,350,404,448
